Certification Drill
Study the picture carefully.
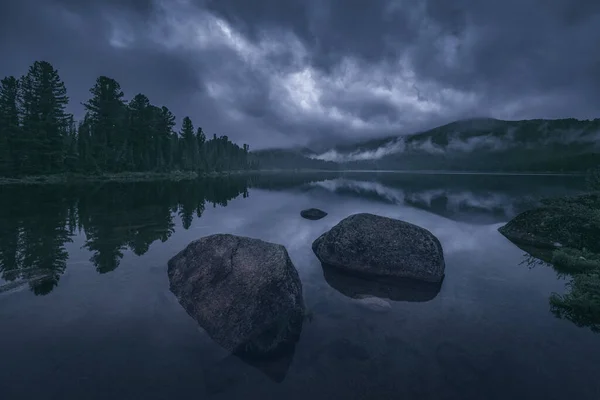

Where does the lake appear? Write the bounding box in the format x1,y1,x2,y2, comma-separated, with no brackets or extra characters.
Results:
1,172,599,400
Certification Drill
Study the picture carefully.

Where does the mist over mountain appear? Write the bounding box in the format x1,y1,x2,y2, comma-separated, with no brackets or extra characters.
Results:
253,118,600,172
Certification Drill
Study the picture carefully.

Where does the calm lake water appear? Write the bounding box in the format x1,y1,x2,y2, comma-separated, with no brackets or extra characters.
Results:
1,172,599,400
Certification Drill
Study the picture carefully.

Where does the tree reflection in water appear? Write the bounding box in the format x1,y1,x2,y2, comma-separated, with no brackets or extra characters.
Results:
0,177,252,295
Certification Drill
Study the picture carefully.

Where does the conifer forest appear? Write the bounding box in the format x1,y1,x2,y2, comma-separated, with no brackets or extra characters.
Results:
0,61,256,177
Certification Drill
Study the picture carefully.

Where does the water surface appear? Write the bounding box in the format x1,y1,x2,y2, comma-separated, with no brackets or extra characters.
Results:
1,172,599,400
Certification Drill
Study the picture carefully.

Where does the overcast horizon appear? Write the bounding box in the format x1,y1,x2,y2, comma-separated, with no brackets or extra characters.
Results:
1,0,599,150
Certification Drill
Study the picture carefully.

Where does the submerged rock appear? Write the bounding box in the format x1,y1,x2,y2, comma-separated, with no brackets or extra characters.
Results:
168,234,304,357
312,213,445,283
300,208,328,220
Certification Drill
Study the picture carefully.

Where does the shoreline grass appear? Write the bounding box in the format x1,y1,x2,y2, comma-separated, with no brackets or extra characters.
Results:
0,169,586,185
0,170,254,185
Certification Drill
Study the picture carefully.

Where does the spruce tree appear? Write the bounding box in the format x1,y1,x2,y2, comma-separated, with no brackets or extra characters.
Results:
0,76,20,176
158,106,176,170
83,76,127,171
77,116,94,172
148,105,176,171
64,115,78,172
127,93,153,171
18,61,71,174
196,126,206,171
180,116,197,170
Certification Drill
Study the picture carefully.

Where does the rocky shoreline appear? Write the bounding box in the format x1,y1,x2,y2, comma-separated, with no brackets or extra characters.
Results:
498,192,600,332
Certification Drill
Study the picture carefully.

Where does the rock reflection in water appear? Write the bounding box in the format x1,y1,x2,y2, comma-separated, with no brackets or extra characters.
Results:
321,263,443,302
203,314,303,394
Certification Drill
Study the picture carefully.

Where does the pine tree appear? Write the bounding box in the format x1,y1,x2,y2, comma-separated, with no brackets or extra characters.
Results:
169,132,180,170
127,93,153,171
64,115,78,172
158,106,176,170
18,61,71,174
180,116,197,170
148,105,176,171
77,116,94,172
196,126,206,171
83,76,127,171
0,76,20,176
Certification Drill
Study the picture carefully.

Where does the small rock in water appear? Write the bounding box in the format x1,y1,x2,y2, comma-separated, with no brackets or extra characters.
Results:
300,208,328,220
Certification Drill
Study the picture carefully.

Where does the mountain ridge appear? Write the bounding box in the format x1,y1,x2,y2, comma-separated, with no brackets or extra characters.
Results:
252,117,600,172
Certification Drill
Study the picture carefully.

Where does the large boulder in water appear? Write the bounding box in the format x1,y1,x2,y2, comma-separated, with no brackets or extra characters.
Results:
168,234,304,357
312,213,445,283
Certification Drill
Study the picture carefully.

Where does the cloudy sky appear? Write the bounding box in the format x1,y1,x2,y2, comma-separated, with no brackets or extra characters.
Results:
1,0,599,149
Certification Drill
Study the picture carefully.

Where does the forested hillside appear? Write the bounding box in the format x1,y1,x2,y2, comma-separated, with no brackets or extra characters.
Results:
289,118,600,172
0,61,257,177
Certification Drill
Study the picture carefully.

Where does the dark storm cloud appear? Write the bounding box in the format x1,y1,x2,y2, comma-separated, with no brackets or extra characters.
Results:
409,0,600,108
206,0,600,113
53,0,159,17
204,0,418,68
1,0,599,149
320,91,405,125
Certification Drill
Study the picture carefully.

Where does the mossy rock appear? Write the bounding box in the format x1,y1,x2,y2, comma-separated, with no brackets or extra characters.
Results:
498,193,600,253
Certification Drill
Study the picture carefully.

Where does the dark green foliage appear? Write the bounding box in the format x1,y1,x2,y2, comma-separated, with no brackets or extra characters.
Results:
0,61,256,178
546,219,600,333
0,76,20,176
18,61,71,175
551,248,600,274
180,116,197,170
196,126,207,170
156,106,176,171
127,93,154,171
586,166,600,191
550,272,600,333
83,76,128,171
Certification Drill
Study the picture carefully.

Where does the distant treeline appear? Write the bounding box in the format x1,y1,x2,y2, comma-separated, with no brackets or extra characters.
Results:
0,61,258,177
